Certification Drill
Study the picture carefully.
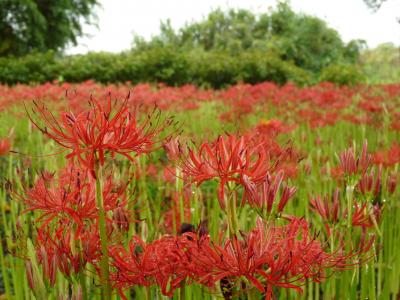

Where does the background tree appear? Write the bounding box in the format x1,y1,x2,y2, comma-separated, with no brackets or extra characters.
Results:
0,0,98,56
360,43,400,83
133,2,362,73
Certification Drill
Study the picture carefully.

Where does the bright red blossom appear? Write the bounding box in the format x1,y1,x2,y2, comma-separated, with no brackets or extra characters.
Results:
180,135,276,207
23,165,129,231
110,218,374,300
29,96,173,175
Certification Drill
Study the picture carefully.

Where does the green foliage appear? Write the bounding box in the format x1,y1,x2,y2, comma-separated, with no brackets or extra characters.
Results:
134,2,361,73
137,47,190,86
0,0,363,88
61,52,127,83
0,0,98,56
360,43,400,84
60,48,190,86
0,49,311,87
236,50,311,86
0,51,60,84
319,64,366,86
187,50,240,88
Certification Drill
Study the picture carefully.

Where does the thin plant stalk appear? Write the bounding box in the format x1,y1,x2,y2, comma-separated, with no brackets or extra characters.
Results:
95,160,112,298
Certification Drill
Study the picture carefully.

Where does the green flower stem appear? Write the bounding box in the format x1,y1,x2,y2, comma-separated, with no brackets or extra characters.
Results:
79,262,88,300
225,183,239,238
346,185,354,229
95,161,111,299
176,168,185,225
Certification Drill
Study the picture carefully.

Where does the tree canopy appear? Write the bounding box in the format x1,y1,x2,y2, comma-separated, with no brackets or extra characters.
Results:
133,2,363,72
0,0,98,56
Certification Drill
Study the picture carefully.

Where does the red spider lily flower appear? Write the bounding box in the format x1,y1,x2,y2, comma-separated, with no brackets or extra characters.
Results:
387,172,398,194
109,236,151,295
112,207,131,231
357,165,382,198
22,165,130,232
350,202,375,228
310,189,380,233
146,235,203,296
254,119,294,138
180,135,274,208
310,188,340,224
35,223,101,280
28,95,175,176
372,142,400,167
243,171,297,215
0,138,10,156
338,140,371,177
309,189,341,237
163,137,181,161
190,218,370,300
110,233,213,299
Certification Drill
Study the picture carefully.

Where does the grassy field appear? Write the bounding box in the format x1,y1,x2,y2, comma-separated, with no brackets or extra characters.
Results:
0,81,399,300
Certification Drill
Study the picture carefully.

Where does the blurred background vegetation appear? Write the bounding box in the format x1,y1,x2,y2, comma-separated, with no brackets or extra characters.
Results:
0,0,398,87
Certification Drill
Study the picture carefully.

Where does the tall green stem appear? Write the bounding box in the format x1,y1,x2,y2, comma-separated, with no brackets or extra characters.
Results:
176,168,185,225
225,184,239,238
79,264,88,300
346,185,354,229
95,161,111,298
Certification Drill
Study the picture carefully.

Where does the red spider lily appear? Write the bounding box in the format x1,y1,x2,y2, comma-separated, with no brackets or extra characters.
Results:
372,142,400,167
180,135,274,208
242,171,297,215
310,189,340,224
310,189,379,232
110,233,213,299
0,138,10,156
387,172,398,194
338,140,371,177
163,137,181,161
188,218,371,300
112,207,131,231
245,133,303,180
109,236,151,294
28,95,175,176
254,119,294,138
22,165,130,232
357,165,382,198
35,223,101,280
350,202,375,228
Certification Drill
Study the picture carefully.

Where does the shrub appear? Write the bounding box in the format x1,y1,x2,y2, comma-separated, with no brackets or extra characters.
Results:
319,64,366,86
0,50,358,88
237,51,311,86
0,51,59,84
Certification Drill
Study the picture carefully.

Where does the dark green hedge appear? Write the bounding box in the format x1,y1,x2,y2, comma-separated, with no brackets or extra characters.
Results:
0,48,361,87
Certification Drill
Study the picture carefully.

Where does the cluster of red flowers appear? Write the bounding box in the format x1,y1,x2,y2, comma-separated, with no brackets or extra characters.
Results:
218,82,400,130
28,95,175,177
310,142,393,240
1,81,399,132
110,218,374,300
16,91,382,300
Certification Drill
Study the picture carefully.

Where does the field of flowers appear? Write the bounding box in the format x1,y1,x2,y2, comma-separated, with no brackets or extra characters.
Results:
0,81,399,300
